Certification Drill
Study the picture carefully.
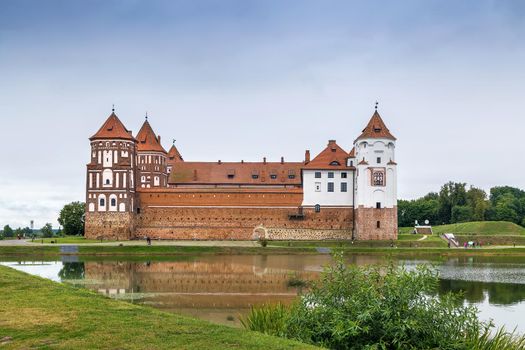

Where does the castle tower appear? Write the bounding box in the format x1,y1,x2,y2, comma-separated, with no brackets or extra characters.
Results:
85,110,138,239
354,109,398,240
167,143,184,175
136,117,168,188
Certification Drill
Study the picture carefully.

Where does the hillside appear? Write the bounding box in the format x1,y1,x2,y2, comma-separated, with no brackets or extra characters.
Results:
406,221,525,236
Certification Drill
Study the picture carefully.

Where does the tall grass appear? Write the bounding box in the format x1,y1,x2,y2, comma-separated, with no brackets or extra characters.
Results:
467,326,525,350
240,303,289,337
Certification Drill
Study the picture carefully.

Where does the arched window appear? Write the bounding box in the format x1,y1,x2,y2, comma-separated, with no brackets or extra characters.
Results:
100,198,105,206
373,171,384,186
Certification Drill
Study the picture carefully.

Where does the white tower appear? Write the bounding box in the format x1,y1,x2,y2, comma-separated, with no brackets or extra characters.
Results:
353,107,398,240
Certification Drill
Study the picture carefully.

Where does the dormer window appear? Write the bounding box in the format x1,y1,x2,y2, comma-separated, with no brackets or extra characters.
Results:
270,174,277,180
288,170,296,179
227,169,235,179
330,161,340,166
251,170,259,179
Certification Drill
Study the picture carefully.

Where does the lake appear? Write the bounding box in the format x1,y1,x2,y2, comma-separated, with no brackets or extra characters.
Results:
2,253,525,332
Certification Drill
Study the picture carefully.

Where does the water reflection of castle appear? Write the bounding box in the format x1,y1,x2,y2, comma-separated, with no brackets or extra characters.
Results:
83,255,330,308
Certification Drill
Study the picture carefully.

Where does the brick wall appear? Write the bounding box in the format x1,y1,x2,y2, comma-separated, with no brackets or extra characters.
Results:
354,206,398,240
134,206,353,240
85,212,135,240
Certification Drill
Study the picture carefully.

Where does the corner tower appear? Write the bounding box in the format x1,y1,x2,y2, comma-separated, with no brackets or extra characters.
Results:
136,117,168,188
354,108,398,240
85,110,137,239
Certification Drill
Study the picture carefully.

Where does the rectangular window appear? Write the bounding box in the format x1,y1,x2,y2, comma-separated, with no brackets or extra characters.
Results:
315,171,322,178
350,161,354,167
377,157,381,164
328,172,334,178
341,172,347,178
376,221,381,228
315,182,321,192
341,182,347,192
327,182,334,192
376,202,381,209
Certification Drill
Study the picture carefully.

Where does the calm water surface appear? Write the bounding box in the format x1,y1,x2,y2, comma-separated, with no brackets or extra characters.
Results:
2,254,525,332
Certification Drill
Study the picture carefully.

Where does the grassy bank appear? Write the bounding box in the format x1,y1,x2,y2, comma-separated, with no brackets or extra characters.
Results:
400,221,525,236
0,265,318,350
4,244,525,259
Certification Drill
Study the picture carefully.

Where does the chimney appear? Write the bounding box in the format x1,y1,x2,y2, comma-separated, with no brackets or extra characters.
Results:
218,160,222,164
158,135,161,143
280,156,284,164
263,157,267,164
328,139,336,145
305,150,310,163
241,160,244,164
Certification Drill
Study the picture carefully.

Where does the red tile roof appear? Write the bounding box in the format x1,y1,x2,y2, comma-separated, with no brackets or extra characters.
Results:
167,145,183,162
89,112,135,141
348,147,355,158
355,111,396,142
136,120,167,153
169,161,303,185
303,140,352,170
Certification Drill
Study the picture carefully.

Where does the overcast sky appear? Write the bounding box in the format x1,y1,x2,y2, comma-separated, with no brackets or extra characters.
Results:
1,0,524,228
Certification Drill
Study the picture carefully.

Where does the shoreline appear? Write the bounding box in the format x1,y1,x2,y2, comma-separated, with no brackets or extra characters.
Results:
0,265,318,349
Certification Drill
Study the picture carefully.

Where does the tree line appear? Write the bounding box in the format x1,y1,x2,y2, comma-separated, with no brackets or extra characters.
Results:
398,182,525,227
0,202,85,239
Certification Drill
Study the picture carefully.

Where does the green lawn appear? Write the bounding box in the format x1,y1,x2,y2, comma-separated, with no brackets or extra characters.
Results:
29,236,105,244
0,265,318,350
400,221,525,236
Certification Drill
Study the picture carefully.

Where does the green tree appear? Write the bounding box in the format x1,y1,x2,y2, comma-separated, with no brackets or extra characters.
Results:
13,227,23,238
466,186,489,221
451,205,473,223
438,182,467,224
2,225,14,237
40,223,54,238
58,202,85,236
22,227,32,236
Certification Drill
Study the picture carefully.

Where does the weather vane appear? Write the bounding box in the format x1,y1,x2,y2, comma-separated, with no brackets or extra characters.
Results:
172,139,176,145
375,101,378,111
112,104,115,112
145,111,148,120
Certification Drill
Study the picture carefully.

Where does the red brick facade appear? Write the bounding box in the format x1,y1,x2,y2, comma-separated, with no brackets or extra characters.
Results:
85,110,398,241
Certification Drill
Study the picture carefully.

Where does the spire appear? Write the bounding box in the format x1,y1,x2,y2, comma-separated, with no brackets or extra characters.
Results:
355,109,396,142
168,143,184,162
90,111,135,141
136,118,167,153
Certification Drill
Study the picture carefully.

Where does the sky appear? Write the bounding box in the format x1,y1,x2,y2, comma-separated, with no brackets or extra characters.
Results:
0,0,524,228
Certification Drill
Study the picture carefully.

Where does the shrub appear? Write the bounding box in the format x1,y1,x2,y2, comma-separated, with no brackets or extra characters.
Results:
258,237,268,247
243,253,522,350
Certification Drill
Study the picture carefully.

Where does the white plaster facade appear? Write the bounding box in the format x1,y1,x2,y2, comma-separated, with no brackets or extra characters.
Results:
354,138,397,209
302,169,354,206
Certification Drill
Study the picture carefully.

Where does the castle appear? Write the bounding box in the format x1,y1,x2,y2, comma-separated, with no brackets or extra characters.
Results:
85,107,398,241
